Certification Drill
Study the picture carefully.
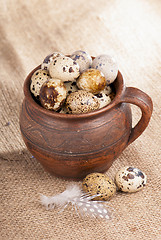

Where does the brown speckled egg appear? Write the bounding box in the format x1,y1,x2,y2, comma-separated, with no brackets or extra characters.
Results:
115,166,147,193
49,56,80,82
66,90,100,114
30,69,50,97
70,50,92,73
39,79,67,111
76,69,106,94
82,173,116,201
41,52,64,70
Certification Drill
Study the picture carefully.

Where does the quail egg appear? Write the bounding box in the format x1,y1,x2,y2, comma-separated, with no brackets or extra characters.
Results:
39,79,67,111
30,69,50,97
70,50,92,73
92,55,118,84
115,166,147,193
57,81,79,114
64,81,79,96
76,69,106,94
100,85,112,96
66,90,100,114
95,92,111,109
41,52,64,70
95,85,112,108
82,173,116,201
49,56,80,82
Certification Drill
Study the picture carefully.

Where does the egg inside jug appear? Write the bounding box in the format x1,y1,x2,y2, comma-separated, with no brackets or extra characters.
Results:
30,50,118,114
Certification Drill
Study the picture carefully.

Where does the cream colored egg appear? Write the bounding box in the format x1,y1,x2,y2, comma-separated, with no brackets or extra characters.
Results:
94,85,113,108
115,166,147,193
100,85,112,96
30,69,50,97
95,93,111,109
41,52,64,70
70,50,92,73
92,55,118,85
49,56,80,82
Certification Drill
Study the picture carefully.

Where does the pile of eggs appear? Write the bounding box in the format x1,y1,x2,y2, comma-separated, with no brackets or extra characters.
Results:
30,50,118,114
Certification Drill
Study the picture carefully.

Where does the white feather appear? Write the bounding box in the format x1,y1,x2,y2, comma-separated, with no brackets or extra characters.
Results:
40,184,111,220
40,184,82,209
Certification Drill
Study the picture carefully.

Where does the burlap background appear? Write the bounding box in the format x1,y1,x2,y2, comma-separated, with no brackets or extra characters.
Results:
0,0,161,239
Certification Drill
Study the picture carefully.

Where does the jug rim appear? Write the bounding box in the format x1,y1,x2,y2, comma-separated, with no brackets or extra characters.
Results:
24,65,125,119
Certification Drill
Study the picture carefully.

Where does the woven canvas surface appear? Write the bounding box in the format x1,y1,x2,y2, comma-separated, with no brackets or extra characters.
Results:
0,0,161,239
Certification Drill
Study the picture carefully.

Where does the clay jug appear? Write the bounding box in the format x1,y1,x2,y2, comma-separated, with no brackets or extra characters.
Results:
20,65,153,179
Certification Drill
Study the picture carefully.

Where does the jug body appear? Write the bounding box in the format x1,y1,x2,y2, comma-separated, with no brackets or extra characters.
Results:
20,65,153,179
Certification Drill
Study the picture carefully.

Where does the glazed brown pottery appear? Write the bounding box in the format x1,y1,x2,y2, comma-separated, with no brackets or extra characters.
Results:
20,64,153,179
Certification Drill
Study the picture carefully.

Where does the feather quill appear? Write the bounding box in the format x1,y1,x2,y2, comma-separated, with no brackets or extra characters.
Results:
40,184,111,220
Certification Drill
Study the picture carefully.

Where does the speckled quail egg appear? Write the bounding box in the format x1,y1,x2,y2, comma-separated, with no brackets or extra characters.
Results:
70,50,92,73
76,69,106,94
92,55,118,84
82,173,116,201
66,90,100,114
95,92,111,109
39,79,67,111
30,69,50,97
64,81,79,96
115,166,147,193
41,52,64,70
95,85,112,109
100,85,112,96
49,56,80,82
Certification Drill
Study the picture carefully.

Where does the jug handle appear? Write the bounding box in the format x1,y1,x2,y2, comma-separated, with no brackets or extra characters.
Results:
120,87,153,145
